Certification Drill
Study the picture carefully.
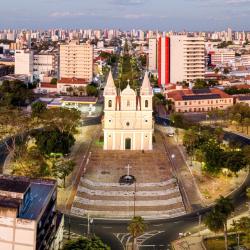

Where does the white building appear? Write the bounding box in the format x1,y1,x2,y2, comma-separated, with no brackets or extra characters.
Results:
33,53,58,80
210,49,235,66
148,38,157,71
14,50,33,81
170,35,205,83
103,71,153,151
0,176,64,250
60,40,93,82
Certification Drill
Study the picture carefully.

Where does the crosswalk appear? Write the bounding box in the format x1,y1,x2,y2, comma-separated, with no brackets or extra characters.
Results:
115,230,164,248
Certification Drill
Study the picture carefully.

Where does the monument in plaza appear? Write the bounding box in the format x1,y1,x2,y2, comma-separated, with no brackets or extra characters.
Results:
103,71,154,150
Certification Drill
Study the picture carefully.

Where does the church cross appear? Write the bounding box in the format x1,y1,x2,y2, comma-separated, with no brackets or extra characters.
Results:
125,164,132,176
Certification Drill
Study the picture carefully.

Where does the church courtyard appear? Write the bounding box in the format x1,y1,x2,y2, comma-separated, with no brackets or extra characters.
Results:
71,130,187,218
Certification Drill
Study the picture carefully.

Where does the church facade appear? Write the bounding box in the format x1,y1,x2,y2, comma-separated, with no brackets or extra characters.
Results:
103,71,154,151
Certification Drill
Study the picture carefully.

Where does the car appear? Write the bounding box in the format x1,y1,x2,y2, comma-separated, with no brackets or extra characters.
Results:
167,133,175,137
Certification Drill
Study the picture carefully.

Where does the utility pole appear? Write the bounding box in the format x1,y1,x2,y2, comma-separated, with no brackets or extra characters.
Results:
133,180,137,218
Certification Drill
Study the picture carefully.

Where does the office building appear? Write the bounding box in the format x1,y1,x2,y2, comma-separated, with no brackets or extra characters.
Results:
0,175,64,250
60,40,93,82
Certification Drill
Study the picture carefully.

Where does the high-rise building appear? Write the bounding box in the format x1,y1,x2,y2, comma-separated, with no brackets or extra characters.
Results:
157,36,170,87
148,38,157,71
0,175,64,250
14,50,33,81
59,40,93,82
170,35,205,83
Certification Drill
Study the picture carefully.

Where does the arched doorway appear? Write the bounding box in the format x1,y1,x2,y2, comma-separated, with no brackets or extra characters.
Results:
125,138,131,150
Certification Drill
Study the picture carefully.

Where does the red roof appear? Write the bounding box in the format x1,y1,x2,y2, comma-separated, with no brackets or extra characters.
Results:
168,88,232,101
40,83,57,89
233,84,250,89
58,78,88,85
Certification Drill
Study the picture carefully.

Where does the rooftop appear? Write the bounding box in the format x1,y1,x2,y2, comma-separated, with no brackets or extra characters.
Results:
0,176,56,221
168,88,232,101
62,96,97,103
58,77,88,84
0,175,30,194
20,181,55,220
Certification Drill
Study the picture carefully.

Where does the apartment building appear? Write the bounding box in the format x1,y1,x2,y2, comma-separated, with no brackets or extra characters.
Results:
60,40,93,82
210,49,235,66
0,175,64,250
14,50,33,81
148,38,157,72
168,88,233,113
33,53,58,79
170,35,205,84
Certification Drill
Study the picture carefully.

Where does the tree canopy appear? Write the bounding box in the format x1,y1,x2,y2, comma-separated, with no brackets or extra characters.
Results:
63,237,110,250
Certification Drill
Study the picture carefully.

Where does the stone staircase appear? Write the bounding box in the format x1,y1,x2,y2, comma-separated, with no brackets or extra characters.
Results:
71,177,186,218
71,131,186,219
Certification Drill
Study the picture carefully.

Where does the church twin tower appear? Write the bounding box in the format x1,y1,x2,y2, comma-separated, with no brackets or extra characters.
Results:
103,71,154,151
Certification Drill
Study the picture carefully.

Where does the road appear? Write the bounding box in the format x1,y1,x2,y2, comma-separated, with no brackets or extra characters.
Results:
64,187,249,250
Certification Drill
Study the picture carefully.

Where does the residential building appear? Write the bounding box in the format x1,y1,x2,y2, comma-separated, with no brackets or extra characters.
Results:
235,95,250,106
0,175,64,250
170,35,205,84
14,50,33,81
210,49,235,66
60,40,93,82
33,53,58,80
148,38,157,72
167,88,233,112
103,71,153,151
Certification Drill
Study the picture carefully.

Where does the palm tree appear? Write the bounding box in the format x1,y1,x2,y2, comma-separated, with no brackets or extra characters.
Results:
127,216,147,250
215,196,234,250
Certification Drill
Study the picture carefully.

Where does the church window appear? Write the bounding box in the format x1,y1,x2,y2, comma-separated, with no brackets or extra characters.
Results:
109,119,112,123
126,122,130,127
145,100,149,108
145,119,148,123
127,100,130,107
108,100,112,107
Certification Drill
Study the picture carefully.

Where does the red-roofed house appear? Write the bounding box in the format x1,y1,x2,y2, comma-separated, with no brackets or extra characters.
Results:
167,88,233,113
57,78,88,93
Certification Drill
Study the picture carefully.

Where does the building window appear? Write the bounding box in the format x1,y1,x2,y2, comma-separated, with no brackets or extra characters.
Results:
108,100,112,108
127,100,130,107
145,100,149,108
126,122,130,127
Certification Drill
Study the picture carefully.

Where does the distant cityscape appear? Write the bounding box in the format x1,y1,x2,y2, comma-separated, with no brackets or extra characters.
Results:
0,24,250,250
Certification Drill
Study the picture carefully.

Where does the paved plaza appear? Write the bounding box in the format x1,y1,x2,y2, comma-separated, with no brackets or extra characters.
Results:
71,131,186,218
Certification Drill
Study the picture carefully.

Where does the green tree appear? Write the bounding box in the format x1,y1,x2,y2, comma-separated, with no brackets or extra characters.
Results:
224,150,247,174
0,80,34,107
31,101,47,117
34,129,75,156
231,217,250,247
52,159,75,188
41,107,81,134
63,236,110,250
216,196,234,250
50,78,57,85
127,216,147,249
169,113,187,128
86,85,98,96
12,146,50,178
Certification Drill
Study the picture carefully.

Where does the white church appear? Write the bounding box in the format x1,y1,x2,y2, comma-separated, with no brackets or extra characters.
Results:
103,71,154,151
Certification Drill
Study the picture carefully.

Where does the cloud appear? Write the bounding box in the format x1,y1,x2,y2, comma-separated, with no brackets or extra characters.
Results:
109,0,148,6
50,11,86,17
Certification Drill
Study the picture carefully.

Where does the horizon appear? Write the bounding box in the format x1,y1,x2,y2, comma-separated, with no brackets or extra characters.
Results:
1,0,250,31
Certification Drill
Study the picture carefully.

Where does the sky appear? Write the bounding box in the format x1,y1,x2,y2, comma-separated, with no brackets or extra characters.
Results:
0,0,249,31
